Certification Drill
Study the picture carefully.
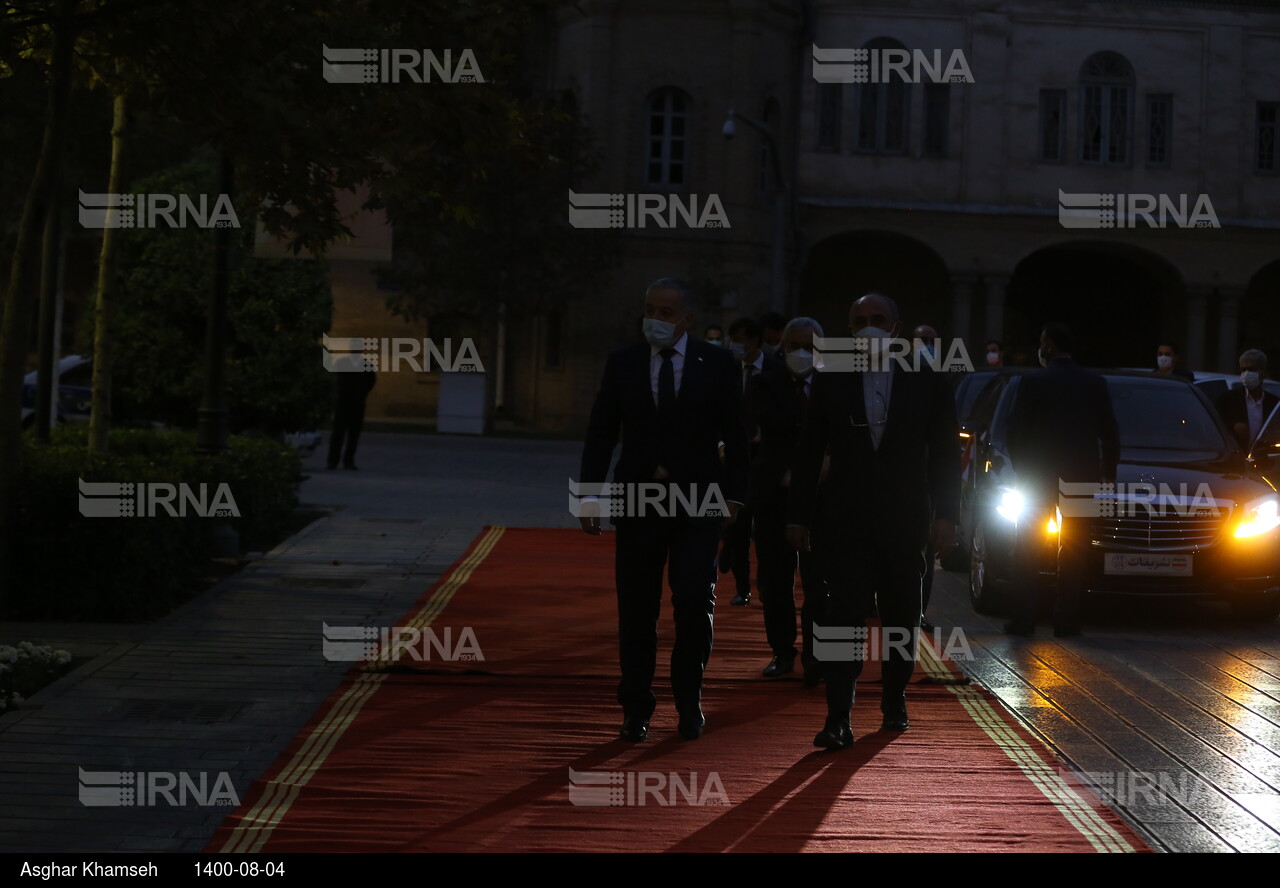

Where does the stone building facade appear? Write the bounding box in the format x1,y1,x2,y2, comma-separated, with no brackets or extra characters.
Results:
335,0,1280,430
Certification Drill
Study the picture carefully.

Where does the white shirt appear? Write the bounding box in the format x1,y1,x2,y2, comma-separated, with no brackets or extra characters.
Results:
650,332,688,406
862,365,893,450
1247,389,1266,444
741,351,765,393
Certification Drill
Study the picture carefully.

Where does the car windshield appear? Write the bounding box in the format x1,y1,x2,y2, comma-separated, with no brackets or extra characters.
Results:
1108,377,1229,453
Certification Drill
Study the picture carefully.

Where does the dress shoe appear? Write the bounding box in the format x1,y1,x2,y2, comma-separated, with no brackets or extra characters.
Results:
1053,624,1082,638
881,694,909,731
813,716,854,750
678,710,705,740
1003,619,1034,637
343,462,358,470
762,655,795,678
731,591,750,606
619,715,649,742
802,658,822,688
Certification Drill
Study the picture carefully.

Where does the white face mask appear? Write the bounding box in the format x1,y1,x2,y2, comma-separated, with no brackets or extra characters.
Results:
728,341,746,361
1241,370,1262,391
915,343,936,361
785,348,814,376
643,318,680,349
854,325,893,354
985,351,1001,366
1156,355,1173,370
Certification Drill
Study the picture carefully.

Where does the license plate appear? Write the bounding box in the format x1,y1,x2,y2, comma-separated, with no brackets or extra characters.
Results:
1103,553,1193,576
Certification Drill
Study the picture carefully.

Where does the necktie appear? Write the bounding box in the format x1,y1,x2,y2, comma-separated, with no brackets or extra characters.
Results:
743,363,754,393
795,376,808,409
659,348,676,418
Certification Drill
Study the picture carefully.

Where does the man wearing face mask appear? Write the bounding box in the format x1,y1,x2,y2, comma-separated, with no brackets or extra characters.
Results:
580,277,748,742
786,293,960,749
1216,349,1278,449
1153,342,1193,381
985,340,1005,368
705,324,725,347
748,317,828,685
913,325,939,364
1005,323,1120,638
720,317,783,605
760,312,788,359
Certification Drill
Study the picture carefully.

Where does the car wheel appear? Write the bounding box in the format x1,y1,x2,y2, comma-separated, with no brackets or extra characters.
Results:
1231,593,1280,622
969,520,1006,615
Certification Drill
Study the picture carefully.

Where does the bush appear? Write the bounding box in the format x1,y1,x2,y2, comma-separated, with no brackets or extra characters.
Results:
0,643,73,713
8,425,303,620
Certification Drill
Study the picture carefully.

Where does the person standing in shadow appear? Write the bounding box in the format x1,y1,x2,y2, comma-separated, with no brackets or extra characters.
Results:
328,354,377,470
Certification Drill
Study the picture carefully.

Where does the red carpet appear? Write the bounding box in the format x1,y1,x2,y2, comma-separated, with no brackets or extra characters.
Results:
209,527,1150,852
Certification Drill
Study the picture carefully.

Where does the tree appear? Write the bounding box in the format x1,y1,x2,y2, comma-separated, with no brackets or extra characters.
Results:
0,0,550,595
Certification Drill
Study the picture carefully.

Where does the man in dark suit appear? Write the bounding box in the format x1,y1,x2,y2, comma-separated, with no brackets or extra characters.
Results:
1005,322,1120,638
327,357,376,470
1216,349,1278,450
786,293,959,750
579,277,748,742
1154,341,1194,382
760,312,788,359
720,317,783,605
750,317,826,684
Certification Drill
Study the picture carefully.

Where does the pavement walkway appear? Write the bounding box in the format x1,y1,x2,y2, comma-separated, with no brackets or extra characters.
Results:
2,431,1279,852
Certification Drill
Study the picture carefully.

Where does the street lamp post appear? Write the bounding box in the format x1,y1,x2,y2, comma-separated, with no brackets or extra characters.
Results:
723,109,789,315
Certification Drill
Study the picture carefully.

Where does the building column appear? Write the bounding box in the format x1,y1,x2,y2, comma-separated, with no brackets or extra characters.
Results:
1216,287,1243,372
983,274,1010,346
950,271,980,353
1186,287,1209,372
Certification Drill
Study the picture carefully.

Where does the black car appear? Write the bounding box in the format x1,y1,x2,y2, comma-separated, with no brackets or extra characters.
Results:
942,368,1001,569
958,370,1280,621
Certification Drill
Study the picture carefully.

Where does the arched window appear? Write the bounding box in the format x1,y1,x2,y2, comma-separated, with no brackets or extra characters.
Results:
854,37,910,154
816,81,842,151
1079,52,1134,165
646,87,689,186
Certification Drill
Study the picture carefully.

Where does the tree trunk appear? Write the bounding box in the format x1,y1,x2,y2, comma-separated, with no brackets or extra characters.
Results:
89,89,131,455
0,0,76,603
34,156,66,443
195,151,234,454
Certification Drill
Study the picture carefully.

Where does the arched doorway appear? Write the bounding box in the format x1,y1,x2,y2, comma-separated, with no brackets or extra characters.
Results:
797,231,950,336
1005,242,1184,368
1241,260,1280,369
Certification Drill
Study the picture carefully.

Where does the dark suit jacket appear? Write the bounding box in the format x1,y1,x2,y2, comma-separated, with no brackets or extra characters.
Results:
740,352,783,443
787,364,959,543
1007,356,1120,490
1216,386,1280,447
747,365,808,509
335,369,376,406
580,336,750,509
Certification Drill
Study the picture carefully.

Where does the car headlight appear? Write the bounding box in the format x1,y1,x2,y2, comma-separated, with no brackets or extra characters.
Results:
995,488,1024,523
1234,496,1280,538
